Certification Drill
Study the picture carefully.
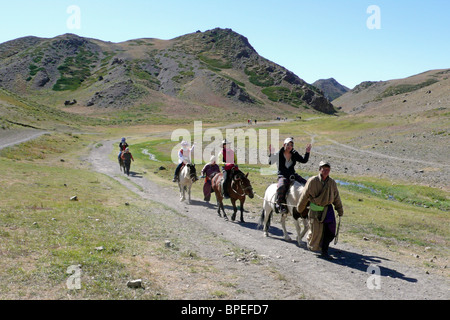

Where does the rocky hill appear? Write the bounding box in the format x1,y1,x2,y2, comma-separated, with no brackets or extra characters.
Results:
312,78,349,101
333,69,450,115
0,28,337,123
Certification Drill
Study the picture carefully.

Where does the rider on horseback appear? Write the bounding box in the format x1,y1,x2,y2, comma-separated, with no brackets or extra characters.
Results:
121,147,134,176
201,155,220,202
173,141,195,182
269,137,311,214
118,137,128,161
218,139,238,199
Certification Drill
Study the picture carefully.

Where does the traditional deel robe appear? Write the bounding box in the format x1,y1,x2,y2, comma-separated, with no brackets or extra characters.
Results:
201,162,220,201
297,174,344,252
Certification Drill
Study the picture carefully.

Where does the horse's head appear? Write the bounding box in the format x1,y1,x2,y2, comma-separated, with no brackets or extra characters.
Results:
187,163,198,182
234,172,254,199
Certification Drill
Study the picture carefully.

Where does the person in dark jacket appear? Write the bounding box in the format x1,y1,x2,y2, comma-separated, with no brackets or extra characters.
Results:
121,147,134,176
269,137,311,213
118,137,129,161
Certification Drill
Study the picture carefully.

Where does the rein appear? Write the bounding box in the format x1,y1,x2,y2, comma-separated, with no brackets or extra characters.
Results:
231,177,253,197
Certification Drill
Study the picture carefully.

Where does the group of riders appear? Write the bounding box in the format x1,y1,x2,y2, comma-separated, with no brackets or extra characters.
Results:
119,135,344,259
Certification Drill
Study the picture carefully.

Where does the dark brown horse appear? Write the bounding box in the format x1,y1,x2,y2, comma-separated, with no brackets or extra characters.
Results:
118,155,126,173
211,170,254,223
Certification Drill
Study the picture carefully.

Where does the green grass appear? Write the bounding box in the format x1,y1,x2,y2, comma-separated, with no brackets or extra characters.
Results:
378,79,439,99
261,86,305,107
244,66,274,87
198,53,232,69
0,133,239,299
1,111,448,298
52,48,98,91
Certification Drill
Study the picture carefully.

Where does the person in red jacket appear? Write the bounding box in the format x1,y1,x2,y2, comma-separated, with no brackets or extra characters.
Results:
121,147,134,176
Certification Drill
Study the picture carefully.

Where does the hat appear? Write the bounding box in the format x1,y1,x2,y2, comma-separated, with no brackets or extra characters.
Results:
210,155,216,163
222,139,230,145
121,137,126,142
181,141,189,147
319,160,331,168
125,147,130,152
284,137,294,145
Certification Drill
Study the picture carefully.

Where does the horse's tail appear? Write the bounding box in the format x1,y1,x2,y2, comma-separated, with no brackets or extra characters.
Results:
257,209,265,230
257,208,272,230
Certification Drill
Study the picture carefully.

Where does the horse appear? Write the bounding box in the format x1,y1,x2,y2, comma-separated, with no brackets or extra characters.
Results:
211,169,254,223
118,154,126,173
258,180,309,246
178,163,198,204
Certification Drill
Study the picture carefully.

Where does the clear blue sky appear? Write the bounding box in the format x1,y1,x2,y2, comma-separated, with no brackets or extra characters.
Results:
1,0,449,88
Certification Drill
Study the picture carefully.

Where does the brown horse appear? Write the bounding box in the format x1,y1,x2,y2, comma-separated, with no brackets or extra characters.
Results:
118,155,126,173
211,170,254,223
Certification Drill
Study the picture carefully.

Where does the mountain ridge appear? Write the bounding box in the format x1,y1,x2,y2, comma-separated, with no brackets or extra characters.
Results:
312,78,350,101
0,28,337,123
332,68,450,115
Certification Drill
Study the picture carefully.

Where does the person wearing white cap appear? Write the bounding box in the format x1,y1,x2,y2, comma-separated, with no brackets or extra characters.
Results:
268,137,311,214
297,160,344,259
200,155,220,202
173,141,195,182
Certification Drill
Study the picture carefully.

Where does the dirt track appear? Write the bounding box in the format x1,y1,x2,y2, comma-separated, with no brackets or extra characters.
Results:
85,138,449,300
1,127,448,299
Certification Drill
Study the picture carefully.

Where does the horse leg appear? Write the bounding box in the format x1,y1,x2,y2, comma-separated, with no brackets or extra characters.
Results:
179,183,185,202
260,200,270,237
299,218,309,241
230,199,237,222
281,214,292,241
239,199,245,223
293,218,303,246
221,201,228,220
214,189,222,217
187,185,191,204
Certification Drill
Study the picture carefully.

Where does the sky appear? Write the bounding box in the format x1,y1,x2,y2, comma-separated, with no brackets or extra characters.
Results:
1,0,449,88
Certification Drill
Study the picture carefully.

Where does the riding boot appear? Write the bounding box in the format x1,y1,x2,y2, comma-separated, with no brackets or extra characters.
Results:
173,163,182,182
222,170,230,199
276,196,287,214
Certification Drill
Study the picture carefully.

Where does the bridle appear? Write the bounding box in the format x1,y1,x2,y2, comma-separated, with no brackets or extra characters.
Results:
232,174,253,197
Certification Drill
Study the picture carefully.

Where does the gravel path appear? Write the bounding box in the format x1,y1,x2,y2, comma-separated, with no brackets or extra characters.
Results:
85,138,449,300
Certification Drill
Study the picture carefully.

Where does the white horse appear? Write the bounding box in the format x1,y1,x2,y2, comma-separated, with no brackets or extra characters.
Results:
178,163,198,204
259,181,309,245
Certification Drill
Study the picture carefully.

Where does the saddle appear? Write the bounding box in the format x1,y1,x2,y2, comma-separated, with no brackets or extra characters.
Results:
274,176,305,215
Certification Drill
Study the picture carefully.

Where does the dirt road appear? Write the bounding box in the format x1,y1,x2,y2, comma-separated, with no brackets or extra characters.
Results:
0,128,48,150
86,139,449,300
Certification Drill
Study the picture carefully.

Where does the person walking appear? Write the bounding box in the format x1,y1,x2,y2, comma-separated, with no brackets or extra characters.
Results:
297,161,344,259
120,147,134,176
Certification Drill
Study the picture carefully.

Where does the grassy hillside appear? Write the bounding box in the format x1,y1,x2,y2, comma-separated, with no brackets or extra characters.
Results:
333,69,450,115
0,29,337,125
